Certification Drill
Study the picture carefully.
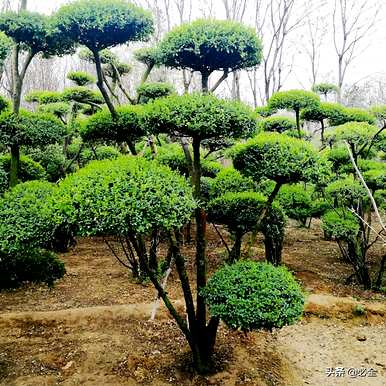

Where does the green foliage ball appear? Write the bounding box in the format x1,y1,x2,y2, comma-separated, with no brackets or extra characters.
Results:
202,260,304,331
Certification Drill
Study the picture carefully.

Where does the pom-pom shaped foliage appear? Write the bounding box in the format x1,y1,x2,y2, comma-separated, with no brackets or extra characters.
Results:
38,102,70,118
328,107,376,126
0,31,12,64
67,71,96,86
137,82,175,104
0,180,61,256
363,168,386,192
157,19,262,74
323,147,351,175
207,191,265,234
25,90,63,105
326,122,379,156
325,178,368,208
258,116,297,133
142,93,257,140
62,87,104,105
209,167,256,199
0,11,74,56
268,90,320,114
276,184,313,225
321,209,359,241
202,260,304,331
0,110,65,147
57,156,196,236
0,249,65,290
0,154,46,187
312,83,339,97
27,144,67,182
134,46,160,66
143,142,222,178
301,102,344,124
79,145,120,166
231,133,322,185
55,0,154,51
80,105,144,143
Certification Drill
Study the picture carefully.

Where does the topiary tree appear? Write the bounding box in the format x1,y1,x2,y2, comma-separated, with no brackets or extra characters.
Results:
312,83,339,101
67,70,95,86
156,19,262,92
258,116,297,134
207,192,265,262
55,0,154,117
202,260,304,331
326,122,380,163
301,102,347,144
136,82,175,104
0,6,74,186
268,90,320,136
328,106,376,127
141,93,257,372
80,105,145,152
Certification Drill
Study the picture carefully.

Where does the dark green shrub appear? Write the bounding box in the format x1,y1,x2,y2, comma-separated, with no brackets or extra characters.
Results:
209,167,256,199
202,260,304,331
363,168,386,192
321,209,359,241
80,145,120,166
137,82,175,104
80,105,145,143
38,102,71,119
157,19,262,74
374,190,386,210
323,147,351,175
0,154,46,185
0,180,67,256
62,86,104,105
276,184,313,225
258,116,297,133
0,249,65,290
0,166,7,195
325,178,368,208
27,144,66,182
231,132,322,185
142,93,257,140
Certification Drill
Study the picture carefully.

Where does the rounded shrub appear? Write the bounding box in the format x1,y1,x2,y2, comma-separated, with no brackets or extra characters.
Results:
321,209,359,241
209,167,256,199
325,178,368,208
157,19,262,73
0,249,65,290
67,70,95,86
137,82,175,104
25,90,63,104
258,116,297,133
79,145,121,166
328,107,376,126
276,184,313,225
0,180,64,256
207,191,266,234
80,105,145,143
202,260,304,331
268,90,320,114
141,93,257,140
231,132,322,184
57,156,196,236
312,83,339,97
363,168,386,192
374,190,386,210
62,86,104,105
27,144,67,182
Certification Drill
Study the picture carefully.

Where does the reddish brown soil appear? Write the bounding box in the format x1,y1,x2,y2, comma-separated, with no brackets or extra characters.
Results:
0,221,385,385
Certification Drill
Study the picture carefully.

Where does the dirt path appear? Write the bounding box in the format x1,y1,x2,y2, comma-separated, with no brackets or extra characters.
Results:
0,294,385,385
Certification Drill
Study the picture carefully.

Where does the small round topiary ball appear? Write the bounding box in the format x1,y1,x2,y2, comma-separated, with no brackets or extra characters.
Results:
202,260,304,331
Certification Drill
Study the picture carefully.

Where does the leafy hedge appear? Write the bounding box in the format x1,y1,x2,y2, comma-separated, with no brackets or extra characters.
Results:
203,260,304,331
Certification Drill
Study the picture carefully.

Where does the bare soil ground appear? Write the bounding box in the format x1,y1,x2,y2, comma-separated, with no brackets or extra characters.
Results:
0,221,385,385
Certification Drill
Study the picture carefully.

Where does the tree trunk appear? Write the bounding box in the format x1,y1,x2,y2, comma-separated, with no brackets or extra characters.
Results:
201,71,209,93
228,231,242,263
192,137,207,333
263,234,283,266
295,108,301,137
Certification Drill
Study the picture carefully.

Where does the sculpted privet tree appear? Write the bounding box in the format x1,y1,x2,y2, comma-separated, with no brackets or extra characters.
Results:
0,5,73,186
55,0,154,154
268,90,320,136
312,83,339,101
142,93,257,371
156,19,263,92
